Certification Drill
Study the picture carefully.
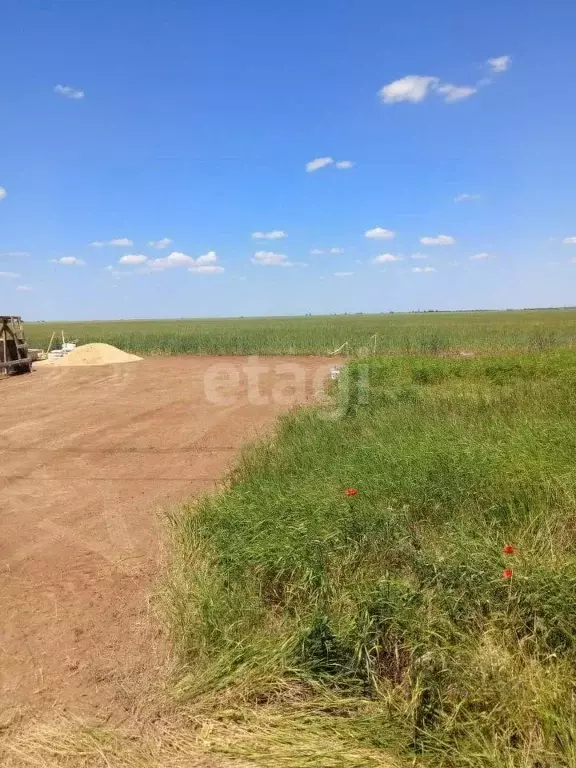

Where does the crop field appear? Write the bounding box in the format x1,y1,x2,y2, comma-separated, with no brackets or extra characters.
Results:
26,308,576,356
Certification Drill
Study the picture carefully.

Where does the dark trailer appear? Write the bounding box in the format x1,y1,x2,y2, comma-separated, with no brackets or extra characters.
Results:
0,316,32,375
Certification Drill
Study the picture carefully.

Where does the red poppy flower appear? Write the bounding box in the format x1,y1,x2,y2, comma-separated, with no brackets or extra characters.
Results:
345,488,358,497
503,569,513,579
503,544,516,555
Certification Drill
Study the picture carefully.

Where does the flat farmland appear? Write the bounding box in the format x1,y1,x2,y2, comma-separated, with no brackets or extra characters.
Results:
25,308,576,356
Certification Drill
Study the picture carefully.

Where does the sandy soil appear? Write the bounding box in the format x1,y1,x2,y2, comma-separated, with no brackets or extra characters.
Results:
0,356,333,724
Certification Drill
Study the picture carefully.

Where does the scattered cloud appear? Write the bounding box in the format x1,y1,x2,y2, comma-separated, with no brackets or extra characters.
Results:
52,256,84,265
148,252,194,269
189,265,225,274
196,250,217,265
435,83,477,103
333,272,354,277
148,238,173,249
487,55,511,73
145,250,222,272
380,65,499,106
0,187,6,200
252,230,287,240
251,250,293,266
410,253,428,260
305,158,354,172
109,238,133,247
412,266,437,273
309,247,344,255
420,234,456,246
119,254,148,265
90,238,134,247
365,227,395,240
562,236,576,244
306,157,334,173
54,84,85,100
380,56,510,107
470,252,494,260
2,251,29,258
372,253,402,264
0,271,21,278
380,75,439,104
455,192,480,203
16,285,32,292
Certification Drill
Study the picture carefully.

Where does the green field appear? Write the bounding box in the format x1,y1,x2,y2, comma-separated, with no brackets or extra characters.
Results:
9,314,576,768
169,350,576,767
26,308,576,356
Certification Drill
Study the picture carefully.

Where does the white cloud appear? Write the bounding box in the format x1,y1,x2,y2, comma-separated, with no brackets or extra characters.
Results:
335,161,354,169
365,227,396,240
333,272,354,277
380,73,479,105
0,271,20,278
196,250,217,265
54,84,85,100
487,55,511,73
420,234,456,246
109,238,133,247
90,238,134,247
16,285,32,292
306,157,334,173
412,266,437,273
410,253,428,260
52,256,84,265
119,254,148,265
309,246,344,255
454,193,480,203
562,236,576,244
372,253,402,264
251,250,293,266
2,251,29,258
470,252,494,260
148,238,173,249
252,230,287,240
147,250,221,271
104,265,115,271
435,83,477,103
380,75,439,104
0,187,7,200
189,265,225,274
148,251,196,269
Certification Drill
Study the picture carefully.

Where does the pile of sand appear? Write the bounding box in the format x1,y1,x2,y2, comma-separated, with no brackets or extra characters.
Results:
38,343,143,367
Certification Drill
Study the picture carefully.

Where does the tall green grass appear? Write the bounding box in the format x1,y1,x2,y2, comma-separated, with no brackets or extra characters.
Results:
26,309,576,356
169,350,576,767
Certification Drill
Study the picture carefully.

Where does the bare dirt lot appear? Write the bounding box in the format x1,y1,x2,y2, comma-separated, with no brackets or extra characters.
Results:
0,356,333,724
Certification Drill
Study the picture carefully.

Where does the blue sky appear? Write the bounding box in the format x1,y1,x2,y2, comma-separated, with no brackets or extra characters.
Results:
1,0,576,320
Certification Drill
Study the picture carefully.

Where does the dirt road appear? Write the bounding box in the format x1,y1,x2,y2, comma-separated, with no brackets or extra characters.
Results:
0,356,333,722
